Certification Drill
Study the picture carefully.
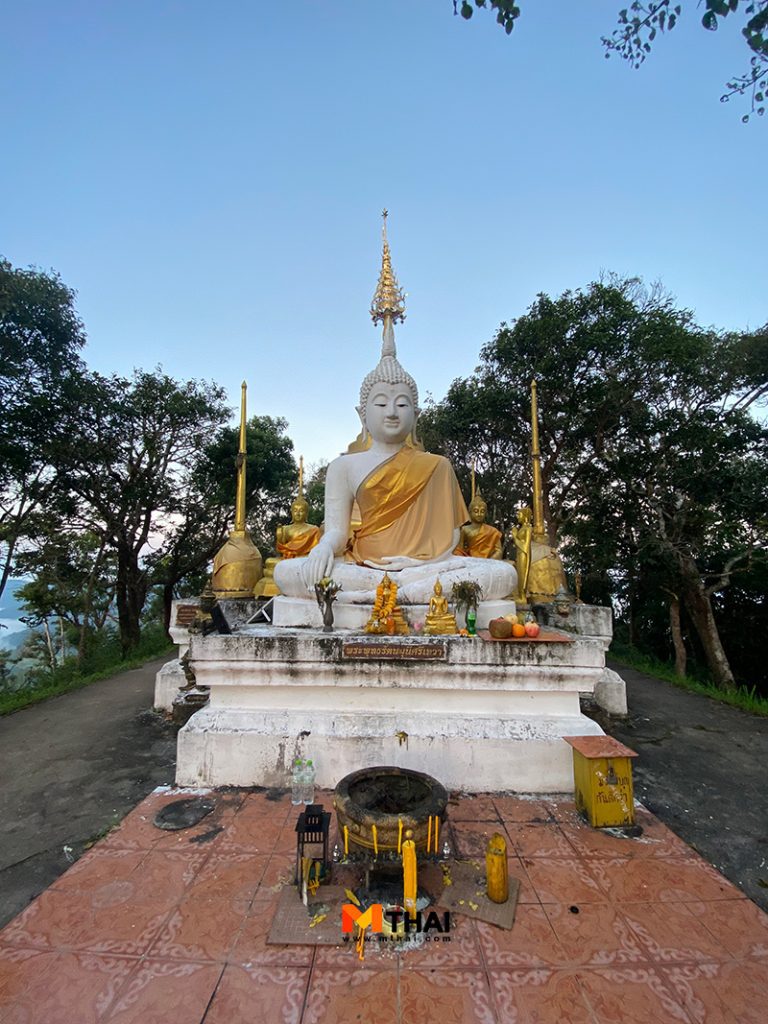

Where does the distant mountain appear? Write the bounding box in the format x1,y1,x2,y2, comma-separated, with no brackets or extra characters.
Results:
0,579,30,622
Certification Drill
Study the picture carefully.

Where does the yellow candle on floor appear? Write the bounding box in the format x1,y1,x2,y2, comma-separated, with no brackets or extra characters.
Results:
372,824,378,855
398,818,403,854
427,815,432,853
343,825,349,856
402,838,417,922
434,815,440,852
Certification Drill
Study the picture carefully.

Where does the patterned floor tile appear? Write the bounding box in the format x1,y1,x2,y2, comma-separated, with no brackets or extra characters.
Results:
576,964,692,1023
685,898,768,960
488,967,596,1023
399,914,483,970
450,795,502,822
522,857,609,905
543,902,646,967
478,906,569,968
0,946,60,1005
302,966,399,1023
505,823,578,859
204,963,310,1024
229,897,314,967
398,969,497,1024
661,959,768,1024
586,857,746,904
146,897,249,962
493,795,552,823
1,951,136,1024
185,852,267,902
101,958,223,1023
619,901,729,964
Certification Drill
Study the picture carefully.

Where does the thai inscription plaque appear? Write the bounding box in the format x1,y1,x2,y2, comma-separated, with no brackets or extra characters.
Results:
342,640,447,661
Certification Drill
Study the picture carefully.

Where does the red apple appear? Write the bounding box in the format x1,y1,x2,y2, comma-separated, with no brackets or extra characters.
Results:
524,621,540,638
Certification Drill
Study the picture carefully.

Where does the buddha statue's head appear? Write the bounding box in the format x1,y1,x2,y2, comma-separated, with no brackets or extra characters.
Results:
291,497,309,524
358,329,419,445
469,495,488,524
434,579,443,596
517,506,533,525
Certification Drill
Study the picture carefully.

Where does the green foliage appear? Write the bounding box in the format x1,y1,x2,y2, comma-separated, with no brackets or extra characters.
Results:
0,623,172,716
455,1,768,120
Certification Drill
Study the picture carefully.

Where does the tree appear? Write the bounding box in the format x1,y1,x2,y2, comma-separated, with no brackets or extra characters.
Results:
57,369,230,655
0,257,86,605
455,1,768,120
422,279,768,691
147,414,297,633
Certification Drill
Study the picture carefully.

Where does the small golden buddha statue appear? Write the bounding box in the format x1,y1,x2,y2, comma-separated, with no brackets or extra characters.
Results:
454,488,503,560
275,457,321,560
424,579,458,635
510,506,533,602
364,573,409,634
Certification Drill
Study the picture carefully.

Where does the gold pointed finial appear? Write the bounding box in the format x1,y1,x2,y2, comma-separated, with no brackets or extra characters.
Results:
471,460,476,502
234,381,248,534
531,379,546,542
371,210,406,326
298,455,305,499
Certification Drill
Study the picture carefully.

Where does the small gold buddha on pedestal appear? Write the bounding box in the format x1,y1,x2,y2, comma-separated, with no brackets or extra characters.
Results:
364,573,409,635
424,579,458,635
454,469,503,560
276,457,321,560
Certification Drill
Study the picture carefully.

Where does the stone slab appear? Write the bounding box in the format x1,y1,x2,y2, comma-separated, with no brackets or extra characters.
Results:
271,596,517,631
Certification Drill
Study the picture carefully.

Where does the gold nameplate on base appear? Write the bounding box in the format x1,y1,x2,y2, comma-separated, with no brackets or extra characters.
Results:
342,641,446,661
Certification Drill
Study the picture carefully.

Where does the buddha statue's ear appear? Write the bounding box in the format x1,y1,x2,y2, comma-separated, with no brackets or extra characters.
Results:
356,405,369,443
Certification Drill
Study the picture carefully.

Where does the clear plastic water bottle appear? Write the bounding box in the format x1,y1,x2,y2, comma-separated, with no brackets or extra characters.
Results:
302,759,315,804
291,758,304,805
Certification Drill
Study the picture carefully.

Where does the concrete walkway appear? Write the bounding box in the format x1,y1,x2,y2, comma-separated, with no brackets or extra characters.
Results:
605,659,768,913
0,658,177,928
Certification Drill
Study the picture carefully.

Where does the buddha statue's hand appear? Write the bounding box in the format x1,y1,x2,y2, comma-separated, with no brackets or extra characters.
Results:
374,555,423,571
300,538,336,589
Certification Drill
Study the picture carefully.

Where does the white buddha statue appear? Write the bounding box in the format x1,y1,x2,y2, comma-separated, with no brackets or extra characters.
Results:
274,214,516,607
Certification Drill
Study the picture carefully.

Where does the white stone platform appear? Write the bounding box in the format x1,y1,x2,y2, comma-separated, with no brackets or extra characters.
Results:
176,626,606,793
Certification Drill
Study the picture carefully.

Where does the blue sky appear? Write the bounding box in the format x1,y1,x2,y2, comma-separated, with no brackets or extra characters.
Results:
2,1,765,467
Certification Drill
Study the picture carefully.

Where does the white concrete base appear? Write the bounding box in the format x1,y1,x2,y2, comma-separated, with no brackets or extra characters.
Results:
153,659,186,712
271,596,517,631
593,667,628,716
176,627,607,793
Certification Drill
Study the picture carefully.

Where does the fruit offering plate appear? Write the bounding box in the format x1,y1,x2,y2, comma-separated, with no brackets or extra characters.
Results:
478,628,574,643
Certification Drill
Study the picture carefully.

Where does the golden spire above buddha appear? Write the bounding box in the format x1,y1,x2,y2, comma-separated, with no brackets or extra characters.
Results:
211,381,263,598
370,209,406,325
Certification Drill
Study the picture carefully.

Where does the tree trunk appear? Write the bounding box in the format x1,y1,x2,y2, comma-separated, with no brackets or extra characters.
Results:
42,619,56,672
115,546,145,656
678,555,736,691
162,582,176,640
668,597,687,678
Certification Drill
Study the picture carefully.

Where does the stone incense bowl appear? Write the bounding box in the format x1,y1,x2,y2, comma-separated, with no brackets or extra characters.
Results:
333,766,448,855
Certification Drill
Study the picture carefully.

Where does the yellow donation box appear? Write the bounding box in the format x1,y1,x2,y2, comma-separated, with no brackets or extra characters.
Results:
563,735,638,829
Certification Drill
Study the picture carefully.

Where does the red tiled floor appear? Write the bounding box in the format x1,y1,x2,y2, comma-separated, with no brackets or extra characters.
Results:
147,897,249,962
660,959,768,1024
204,964,310,1024
505,822,578,858
2,951,137,1024
685,897,768,959
302,966,399,1023
487,968,596,1023
229,897,315,967
542,902,646,967
618,901,728,964
522,856,609,905
398,968,497,1023
576,964,693,1023
101,958,223,1024
3,787,768,1024
587,856,745,904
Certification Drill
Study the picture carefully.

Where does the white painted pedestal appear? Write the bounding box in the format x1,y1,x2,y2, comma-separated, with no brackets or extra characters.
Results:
176,627,606,793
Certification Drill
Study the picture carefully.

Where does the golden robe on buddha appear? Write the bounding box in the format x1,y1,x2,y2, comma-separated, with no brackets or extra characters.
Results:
277,525,321,560
454,523,503,560
347,447,469,567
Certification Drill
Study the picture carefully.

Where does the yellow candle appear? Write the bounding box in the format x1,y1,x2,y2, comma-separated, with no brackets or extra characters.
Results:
343,825,349,856
372,824,378,856
402,839,417,922
434,815,440,853
397,818,403,854
427,815,432,854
